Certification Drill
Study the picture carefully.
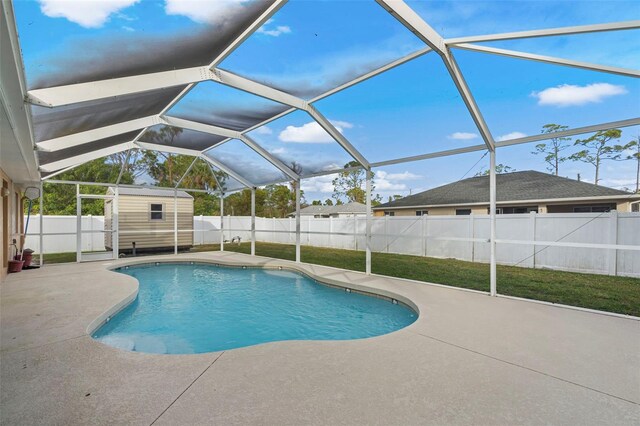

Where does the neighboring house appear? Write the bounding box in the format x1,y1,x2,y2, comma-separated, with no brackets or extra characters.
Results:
288,201,367,218
105,187,194,253
373,171,640,216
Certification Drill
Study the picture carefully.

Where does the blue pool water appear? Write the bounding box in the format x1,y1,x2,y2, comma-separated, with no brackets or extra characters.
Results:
93,263,417,354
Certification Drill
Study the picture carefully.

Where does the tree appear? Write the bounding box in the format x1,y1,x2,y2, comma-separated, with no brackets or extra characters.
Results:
33,157,134,215
311,200,322,205
568,129,633,186
324,199,333,206
474,164,516,176
331,161,382,204
532,124,572,175
623,135,639,193
388,195,403,203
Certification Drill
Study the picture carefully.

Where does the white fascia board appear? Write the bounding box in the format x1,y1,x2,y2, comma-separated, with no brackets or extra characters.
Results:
160,116,241,139
199,153,254,188
39,142,134,172
208,0,289,68
239,134,299,180
135,141,202,157
37,115,159,152
375,0,495,151
306,105,370,168
27,67,213,107
495,118,640,148
453,44,640,78
373,195,640,210
445,20,640,45
210,68,307,109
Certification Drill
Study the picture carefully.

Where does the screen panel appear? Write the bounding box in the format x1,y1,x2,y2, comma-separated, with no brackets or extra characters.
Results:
220,0,424,99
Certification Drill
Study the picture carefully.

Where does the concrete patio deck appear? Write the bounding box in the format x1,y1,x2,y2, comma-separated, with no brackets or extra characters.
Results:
1,251,638,425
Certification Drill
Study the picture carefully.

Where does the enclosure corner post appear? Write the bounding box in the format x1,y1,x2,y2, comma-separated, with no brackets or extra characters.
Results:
220,193,224,252
251,187,256,256
295,180,301,263
113,186,119,259
365,169,372,275
39,181,44,266
173,189,178,255
76,184,81,263
489,150,497,296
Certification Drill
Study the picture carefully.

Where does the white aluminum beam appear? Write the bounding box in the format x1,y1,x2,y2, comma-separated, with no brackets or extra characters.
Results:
159,83,195,116
135,141,202,157
159,116,298,180
161,116,241,139
489,150,497,296
495,117,640,148
175,157,198,188
37,115,159,152
372,144,487,168
376,0,495,151
445,20,640,45
115,149,132,185
27,67,214,107
39,142,134,172
365,169,372,275
199,154,254,188
250,187,256,256
211,68,307,109
306,105,370,168
240,135,299,180
453,43,640,78
208,0,289,68
40,163,84,181
295,182,301,263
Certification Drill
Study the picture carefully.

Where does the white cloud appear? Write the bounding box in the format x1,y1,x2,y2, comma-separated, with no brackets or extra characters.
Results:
255,126,273,135
257,19,291,37
164,0,246,26
38,0,139,28
269,147,286,155
375,170,421,181
448,132,478,140
279,121,353,144
122,25,135,32
496,131,527,142
531,83,627,107
301,175,336,194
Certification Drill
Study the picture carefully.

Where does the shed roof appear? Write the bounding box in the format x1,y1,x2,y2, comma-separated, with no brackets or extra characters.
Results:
109,187,193,199
375,171,634,209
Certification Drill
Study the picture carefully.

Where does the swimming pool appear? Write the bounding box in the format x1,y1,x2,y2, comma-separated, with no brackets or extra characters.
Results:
92,263,417,354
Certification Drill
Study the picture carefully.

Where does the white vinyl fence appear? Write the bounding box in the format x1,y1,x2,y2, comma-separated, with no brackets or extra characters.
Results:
24,212,640,277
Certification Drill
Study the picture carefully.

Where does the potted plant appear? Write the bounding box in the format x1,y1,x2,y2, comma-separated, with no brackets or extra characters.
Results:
8,242,23,273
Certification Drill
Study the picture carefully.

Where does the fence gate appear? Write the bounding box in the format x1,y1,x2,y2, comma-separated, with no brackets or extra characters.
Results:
76,192,117,262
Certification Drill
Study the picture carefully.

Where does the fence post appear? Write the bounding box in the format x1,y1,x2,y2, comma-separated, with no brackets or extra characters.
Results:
354,216,358,250
88,214,93,252
529,211,537,269
329,216,333,248
422,214,427,257
384,215,389,253
607,210,618,276
469,214,474,262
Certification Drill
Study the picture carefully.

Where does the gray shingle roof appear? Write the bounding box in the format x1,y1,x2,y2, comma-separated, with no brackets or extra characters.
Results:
375,171,632,209
109,187,193,199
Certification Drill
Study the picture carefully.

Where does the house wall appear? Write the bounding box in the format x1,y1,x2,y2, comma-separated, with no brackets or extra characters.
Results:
1,168,25,281
375,199,633,216
107,195,194,251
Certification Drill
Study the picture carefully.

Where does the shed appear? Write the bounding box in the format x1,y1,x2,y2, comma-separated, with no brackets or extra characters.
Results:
105,187,194,253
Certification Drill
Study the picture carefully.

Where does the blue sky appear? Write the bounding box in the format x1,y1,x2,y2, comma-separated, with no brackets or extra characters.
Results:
14,0,640,202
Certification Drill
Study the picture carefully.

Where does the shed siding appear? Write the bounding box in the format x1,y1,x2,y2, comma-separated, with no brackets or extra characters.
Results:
106,195,193,250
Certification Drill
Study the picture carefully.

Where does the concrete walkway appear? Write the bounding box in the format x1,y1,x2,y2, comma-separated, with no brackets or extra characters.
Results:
1,252,639,425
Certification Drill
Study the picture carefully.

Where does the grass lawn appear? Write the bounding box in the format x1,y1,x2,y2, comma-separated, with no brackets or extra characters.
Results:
39,242,639,316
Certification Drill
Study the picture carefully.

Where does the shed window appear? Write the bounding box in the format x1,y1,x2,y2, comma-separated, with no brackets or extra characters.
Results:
455,209,472,215
415,210,428,216
150,203,164,220
384,211,395,217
